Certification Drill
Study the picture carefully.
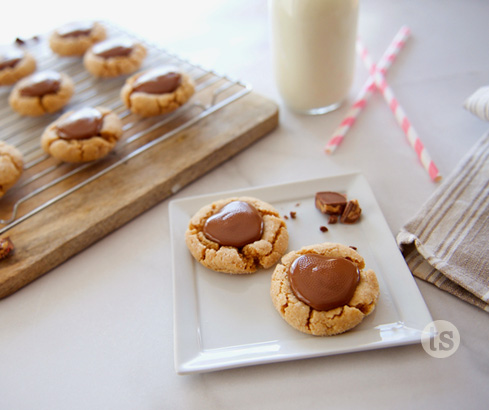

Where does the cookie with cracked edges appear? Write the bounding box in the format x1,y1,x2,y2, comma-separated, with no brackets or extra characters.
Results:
0,141,24,198
270,242,379,336
83,37,147,78
40,106,123,163
49,21,106,57
0,46,36,86
120,66,195,117
8,70,74,116
185,196,289,274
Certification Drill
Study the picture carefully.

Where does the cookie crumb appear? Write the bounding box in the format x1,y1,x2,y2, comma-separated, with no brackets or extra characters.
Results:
320,226,329,232
283,215,289,220
0,237,14,260
349,246,357,250
290,211,297,219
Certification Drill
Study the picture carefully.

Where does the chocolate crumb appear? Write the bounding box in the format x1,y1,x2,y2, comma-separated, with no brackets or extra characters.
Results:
15,37,26,46
320,226,329,232
290,211,297,219
340,199,362,224
349,246,357,250
283,215,289,220
328,215,338,224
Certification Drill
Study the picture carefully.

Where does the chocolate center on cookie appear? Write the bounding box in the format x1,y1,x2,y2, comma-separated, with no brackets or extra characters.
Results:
92,38,135,59
203,201,264,248
56,107,103,140
289,254,360,311
132,67,182,94
57,21,94,38
0,48,24,70
19,71,61,97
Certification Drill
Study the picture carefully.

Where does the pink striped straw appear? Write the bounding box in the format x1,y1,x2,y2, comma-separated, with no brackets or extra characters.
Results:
357,39,441,182
325,26,411,154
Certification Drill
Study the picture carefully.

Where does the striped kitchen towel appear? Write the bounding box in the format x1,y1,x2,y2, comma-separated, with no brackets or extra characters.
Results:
397,130,489,311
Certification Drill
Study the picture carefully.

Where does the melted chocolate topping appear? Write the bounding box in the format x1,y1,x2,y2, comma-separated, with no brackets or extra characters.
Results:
19,71,61,97
0,48,24,70
203,201,264,248
56,107,103,140
289,254,360,311
132,67,182,94
92,38,135,59
57,21,94,38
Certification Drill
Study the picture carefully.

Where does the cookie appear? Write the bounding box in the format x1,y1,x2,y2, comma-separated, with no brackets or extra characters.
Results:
49,21,107,57
0,46,36,86
270,242,379,336
83,38,147,77
120,66,195,117
8,70,74,116
0,141,24,198
185,196,289,274
40,106,123,163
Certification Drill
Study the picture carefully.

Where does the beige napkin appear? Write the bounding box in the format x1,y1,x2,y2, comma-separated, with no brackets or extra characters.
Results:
397,129,489,312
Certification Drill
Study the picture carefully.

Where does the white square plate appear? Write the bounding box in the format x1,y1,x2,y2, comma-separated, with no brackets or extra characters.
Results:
169,172,433,375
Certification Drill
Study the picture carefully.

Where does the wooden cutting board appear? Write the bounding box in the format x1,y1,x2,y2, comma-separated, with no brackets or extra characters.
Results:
0,90,279,299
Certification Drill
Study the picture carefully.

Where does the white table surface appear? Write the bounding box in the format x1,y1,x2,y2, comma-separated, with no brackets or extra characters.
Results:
1,1,488,409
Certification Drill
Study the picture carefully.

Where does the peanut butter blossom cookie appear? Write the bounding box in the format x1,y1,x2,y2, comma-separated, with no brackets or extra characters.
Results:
83,38,147,77
40,106,123,163
49,21,107,56
185,196,289,274
0,46,36,86
270,242,379,336
120,66,195,117
8,70,74,116
0,141,24,198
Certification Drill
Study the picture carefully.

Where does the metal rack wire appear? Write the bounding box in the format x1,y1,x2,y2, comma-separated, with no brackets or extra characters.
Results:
0,23,252,235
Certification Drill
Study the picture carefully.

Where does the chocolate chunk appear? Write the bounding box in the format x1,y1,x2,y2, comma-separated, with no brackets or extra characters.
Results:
19,71,61,97
57,21,94,38
340,199,362,224
92,38,134,59
289,254,360,311
0,47,24,70
203,201,264,248
56,107,103,140
315,191,347,215
132,67,182,94
320,226,329,232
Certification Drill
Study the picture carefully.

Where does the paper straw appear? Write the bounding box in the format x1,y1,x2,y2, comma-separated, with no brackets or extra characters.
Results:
325,26,411,154
357,39,442,182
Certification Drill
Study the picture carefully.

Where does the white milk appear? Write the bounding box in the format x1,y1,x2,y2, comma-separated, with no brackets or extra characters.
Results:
269,0,359,114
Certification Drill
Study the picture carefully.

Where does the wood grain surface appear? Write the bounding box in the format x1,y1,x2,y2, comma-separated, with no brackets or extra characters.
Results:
0,91,278,298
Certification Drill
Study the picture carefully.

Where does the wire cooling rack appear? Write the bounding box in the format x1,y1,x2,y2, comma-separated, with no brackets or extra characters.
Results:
0,23,251,235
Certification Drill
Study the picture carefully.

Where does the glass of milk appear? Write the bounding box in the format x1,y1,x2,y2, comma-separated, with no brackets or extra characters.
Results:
269,0,359,115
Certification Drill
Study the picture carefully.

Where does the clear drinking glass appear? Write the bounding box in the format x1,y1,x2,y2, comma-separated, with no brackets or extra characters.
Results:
269,0,359,115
